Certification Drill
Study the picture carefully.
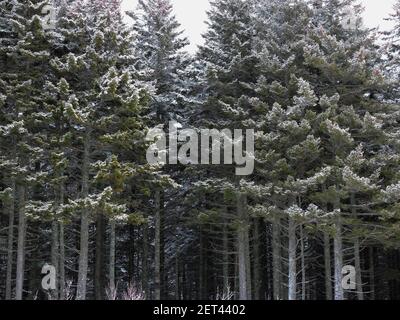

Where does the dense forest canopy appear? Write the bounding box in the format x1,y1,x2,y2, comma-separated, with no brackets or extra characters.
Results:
0,0,400,300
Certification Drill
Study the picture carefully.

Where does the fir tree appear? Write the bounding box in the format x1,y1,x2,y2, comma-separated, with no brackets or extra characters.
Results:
195,0,259,300
129,0,190,299
49,0,149,300
0,0,53,300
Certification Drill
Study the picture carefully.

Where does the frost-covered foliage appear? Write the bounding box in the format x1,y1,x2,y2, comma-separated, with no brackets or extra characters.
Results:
1,0,400,301
129,0,191,123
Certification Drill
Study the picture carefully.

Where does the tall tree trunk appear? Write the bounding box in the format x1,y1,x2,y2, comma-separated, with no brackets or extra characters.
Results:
76,129,90,300
59,177,65,300
253,219,261,300
95,213,105,300
154,189,161,300
128,225,135,283
51,168,64,300
233,254,238,299
109,219,116,292
272,217,281,300
288,217,297,300
15,185,26,300
51,220,59,299
237,191,250,300
222,220,229,291
5,176,15,300
369,247,375,300
59,222,66,300
354,237,364,300
324,232,333,300
202,229,209,298
160,194,166,298
199,227,205,299
300,225,306,300
322,184,332,300
142,224,149,298
351,192,363,300
333,215,344,300
265,223,273,299
245,212,252,300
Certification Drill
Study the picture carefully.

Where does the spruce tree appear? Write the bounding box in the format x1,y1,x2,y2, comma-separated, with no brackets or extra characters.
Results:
49,0,149,300
0,0,53,300
252,0,391,300
130,0,190,299
195,0,259,300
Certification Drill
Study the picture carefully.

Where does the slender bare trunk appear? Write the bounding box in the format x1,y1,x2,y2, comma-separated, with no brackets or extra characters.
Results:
76,197,89,299
109,219,116,291
76,129,90,300
354,238,363,300
142,224,149,297
253,219,261,300
15,185,26,300
154,189,161,300
288,217,297,300
351,192,363,300
244,207,252,300
51,220,59,299
324,232,332,300
237,191,250,300
199,227,205,299
59,177,65,300
5,176,15,300
59,222,65,300
333,215,344,300
300,225,306,300
322,184,332,300
369,247,375,300
95,213,104,300
272,218,281,300
222,220,229,291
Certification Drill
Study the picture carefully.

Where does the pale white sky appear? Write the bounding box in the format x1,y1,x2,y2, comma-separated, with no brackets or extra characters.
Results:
122,0,397,52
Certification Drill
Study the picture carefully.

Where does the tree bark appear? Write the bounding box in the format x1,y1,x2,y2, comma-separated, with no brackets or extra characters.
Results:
237,191,250,300
245,211,252,300
222,220,229,291
354,237,364,300
154,189,161,300
51,220,59,299
109,219,116,292
59,222,66,300
59,177,65,300
369,247,375,300
5,176,15,300
333,215,344,300
351,192,363,300
300,225,306,300
142,223,149,298
324,232,332,300
15,185,26,300
272,217,281,300
76,128,90,300
288,217,297,300
199,227,205,299
253,219,261,300
95,213,105,300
